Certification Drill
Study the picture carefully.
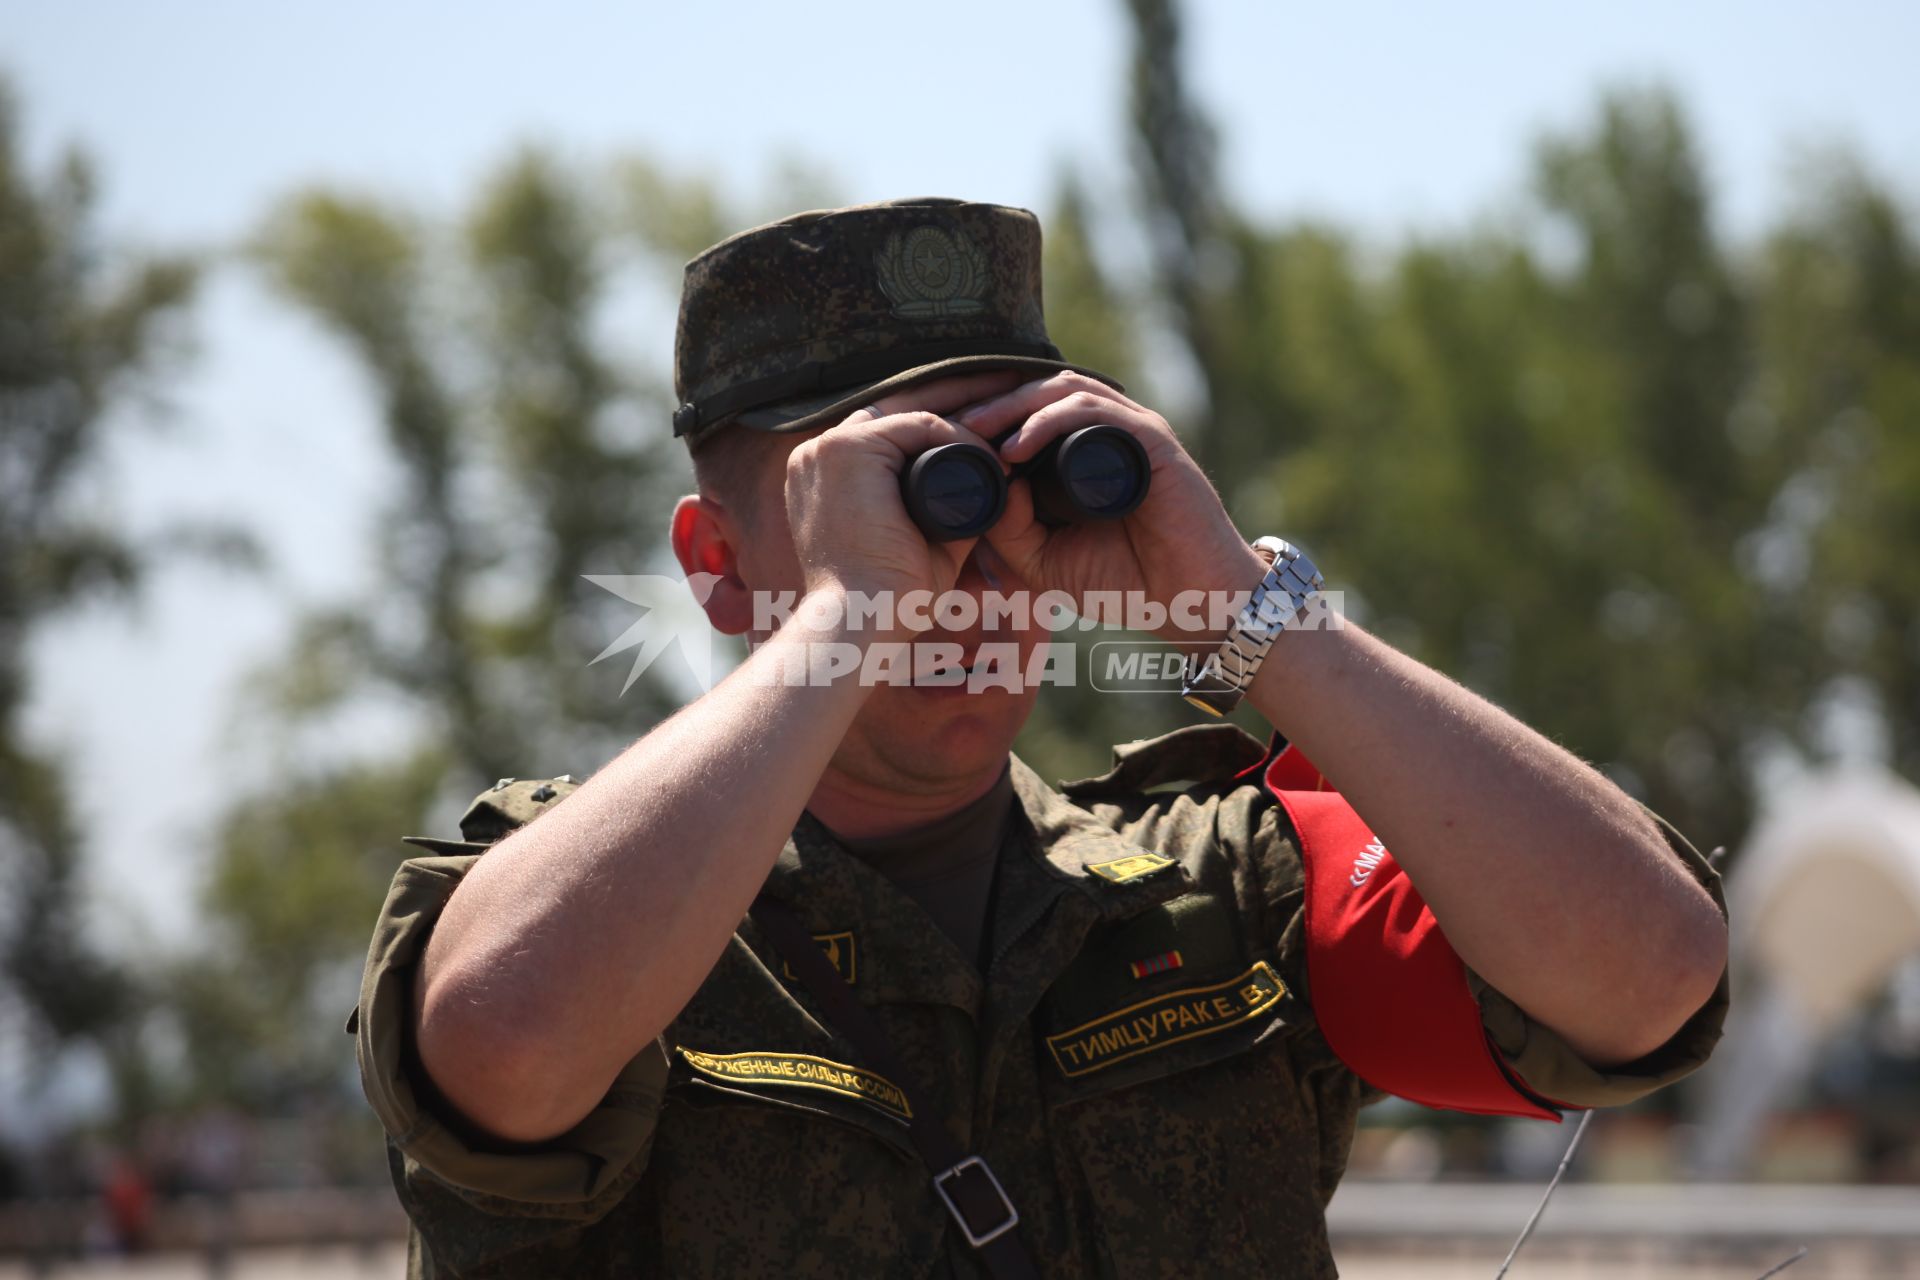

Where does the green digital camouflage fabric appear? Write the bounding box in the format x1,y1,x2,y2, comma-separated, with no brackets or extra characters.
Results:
355,722,1728,1279
395,776,585,857
671,198,1122,449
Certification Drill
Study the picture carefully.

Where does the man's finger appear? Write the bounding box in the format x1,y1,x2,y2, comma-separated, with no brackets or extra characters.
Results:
954,370,1142,439
860,369,1030,422
995,394,1171,468
817,408,1000,466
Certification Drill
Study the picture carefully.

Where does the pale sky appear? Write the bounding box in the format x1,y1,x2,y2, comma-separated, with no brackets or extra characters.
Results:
6,0,1918,947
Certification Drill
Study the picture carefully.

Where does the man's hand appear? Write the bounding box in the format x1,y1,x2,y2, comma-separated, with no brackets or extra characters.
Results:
956,372,1265,643
785,373,1021,624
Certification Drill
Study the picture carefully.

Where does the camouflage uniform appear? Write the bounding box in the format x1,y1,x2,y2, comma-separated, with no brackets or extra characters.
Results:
355,724,1727,1278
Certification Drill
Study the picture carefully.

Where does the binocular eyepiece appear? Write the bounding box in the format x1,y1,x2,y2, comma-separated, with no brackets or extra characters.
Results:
899,425,1151,542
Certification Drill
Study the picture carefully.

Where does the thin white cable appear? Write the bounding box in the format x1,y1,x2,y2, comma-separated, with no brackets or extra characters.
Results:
1493,1108,1594,1279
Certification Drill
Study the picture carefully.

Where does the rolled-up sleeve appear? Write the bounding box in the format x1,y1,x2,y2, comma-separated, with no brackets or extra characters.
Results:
1240,733,1728,1118
354,853,668,1227
1472,811,1730,1110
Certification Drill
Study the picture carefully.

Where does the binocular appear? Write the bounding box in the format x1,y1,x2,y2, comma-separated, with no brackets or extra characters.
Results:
899,425,1151,541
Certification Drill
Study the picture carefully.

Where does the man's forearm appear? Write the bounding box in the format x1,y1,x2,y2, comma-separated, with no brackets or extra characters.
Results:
1247,620,1726,1066
415,589,873,1142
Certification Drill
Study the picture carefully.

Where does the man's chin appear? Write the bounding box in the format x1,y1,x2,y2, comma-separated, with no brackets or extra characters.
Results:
854,684,1037,784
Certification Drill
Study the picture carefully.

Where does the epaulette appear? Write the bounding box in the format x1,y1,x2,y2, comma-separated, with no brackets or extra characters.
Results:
401,775,582,854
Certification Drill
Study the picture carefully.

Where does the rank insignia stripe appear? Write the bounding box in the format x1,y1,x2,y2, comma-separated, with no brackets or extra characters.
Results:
780,930,857,985
1045,961,1288,1079
1086,850,1177,884
1129,949,1185,980
677,1047,911,1122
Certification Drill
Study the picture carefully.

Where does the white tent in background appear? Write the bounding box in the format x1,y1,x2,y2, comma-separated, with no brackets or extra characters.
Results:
1690,768,1920,1177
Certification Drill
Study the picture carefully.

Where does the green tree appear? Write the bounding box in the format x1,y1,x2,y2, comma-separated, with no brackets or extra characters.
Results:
1765,162,1920,782
1096,0,1920,856
0,80,199,1066
176,150,732,1120
247,156,682,783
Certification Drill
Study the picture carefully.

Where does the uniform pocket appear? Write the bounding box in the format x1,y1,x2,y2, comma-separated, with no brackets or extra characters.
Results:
1042,959,1291,1096
1047,1033,1339,1280
1038,900,1338,1278
1040,891,1292,1102
649,1065,947,1278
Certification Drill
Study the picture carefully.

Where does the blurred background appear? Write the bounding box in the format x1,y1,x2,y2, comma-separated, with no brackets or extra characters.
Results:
2,1,1918,1276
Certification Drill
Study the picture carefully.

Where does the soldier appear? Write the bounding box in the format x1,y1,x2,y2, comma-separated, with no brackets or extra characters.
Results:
353,199,1730,1277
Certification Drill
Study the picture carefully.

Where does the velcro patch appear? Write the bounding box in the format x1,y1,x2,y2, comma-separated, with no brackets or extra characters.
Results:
781,930,857,985
1087,851,1177,884
1045,961,1287,1079
678,1048,911,1122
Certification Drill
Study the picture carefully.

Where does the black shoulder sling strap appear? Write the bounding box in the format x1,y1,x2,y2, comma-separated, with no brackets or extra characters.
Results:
749,894,1040,1280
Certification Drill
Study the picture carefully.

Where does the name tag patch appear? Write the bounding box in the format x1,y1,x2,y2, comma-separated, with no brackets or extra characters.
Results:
1045,961,1287,1079
1087,851,1177,884
677,1047,911,1122
780,930,857,985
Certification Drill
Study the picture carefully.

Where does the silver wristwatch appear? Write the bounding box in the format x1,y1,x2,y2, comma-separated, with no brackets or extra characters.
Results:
1180,537,1325,716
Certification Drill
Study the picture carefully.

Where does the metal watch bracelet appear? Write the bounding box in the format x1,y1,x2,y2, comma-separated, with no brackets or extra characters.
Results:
1180,537,1325,716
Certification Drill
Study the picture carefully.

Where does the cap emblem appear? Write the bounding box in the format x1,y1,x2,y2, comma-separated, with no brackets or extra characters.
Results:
876,224,990,319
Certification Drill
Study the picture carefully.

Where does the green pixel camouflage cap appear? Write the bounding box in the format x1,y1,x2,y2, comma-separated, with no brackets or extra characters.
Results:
671,197,1121,449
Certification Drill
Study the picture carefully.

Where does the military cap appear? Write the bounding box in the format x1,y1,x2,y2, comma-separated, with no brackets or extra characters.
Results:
400,775,579,855
671,197,1121,449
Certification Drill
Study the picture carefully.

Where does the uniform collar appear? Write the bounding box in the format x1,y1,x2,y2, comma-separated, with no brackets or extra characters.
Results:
755,754,1198,1008
759,810,985,1015
832,763,1014,884
965,757,1200,1129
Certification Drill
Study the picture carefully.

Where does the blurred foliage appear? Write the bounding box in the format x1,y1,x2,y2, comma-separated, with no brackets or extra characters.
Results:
165,151,697,1118
245,156,679,782
174,751,447,1108
0,78,199,1066
1023,0,1920,860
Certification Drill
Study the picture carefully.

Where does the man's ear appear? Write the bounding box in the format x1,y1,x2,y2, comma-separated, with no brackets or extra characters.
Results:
670,495,754,635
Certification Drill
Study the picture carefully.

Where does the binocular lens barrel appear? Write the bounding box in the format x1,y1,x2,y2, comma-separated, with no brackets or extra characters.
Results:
899,424,1151,542
1026,425,1151,527
900,444,1007,541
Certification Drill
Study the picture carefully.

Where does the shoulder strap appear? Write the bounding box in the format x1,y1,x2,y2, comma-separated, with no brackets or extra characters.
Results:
750,894,1039,1280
